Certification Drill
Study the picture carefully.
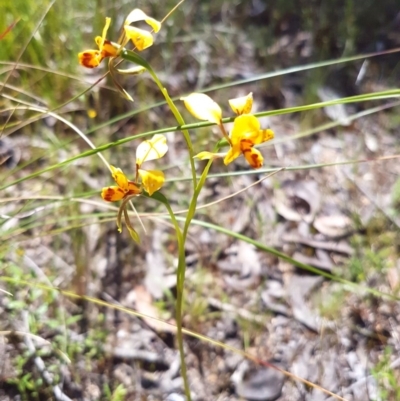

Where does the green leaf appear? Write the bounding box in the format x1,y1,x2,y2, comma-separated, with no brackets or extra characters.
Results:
120,49,151,70
66,314,83,325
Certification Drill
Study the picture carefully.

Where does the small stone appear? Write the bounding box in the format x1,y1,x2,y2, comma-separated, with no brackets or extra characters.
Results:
233,365,285,401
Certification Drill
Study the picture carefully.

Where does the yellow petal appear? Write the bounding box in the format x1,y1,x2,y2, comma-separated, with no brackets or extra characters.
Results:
124,26,154,51
194,151,225,160
138,169,165,196
180,93,222,124
101,186,126,202
98,17,112,51
78,50,103,68
125,9,162,33
223,145,241,165
95,37,119,58
110,165,129,192
136,134,168,166
260,128,275,143
229,93,253,115
230,114,261,145
242,147,264,169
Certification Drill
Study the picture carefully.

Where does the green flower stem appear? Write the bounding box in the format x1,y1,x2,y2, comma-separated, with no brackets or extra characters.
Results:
121,49,195,399
183,155,216,239
147,192,190,399
120,50,216,401
178,154,216,296
120,49,197,188
149,154,215,401
162,159,214,401
175,250,191,400
148,72,198,188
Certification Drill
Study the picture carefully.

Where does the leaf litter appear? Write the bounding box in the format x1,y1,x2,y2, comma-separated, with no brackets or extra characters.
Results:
2,3,400,401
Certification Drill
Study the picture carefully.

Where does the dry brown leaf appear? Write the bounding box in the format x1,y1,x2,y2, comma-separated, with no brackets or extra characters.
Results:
134,285,176,334
313,214,353,237
274,180,321,223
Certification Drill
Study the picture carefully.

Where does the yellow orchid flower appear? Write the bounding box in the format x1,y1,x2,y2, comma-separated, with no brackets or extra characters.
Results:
180,93,222,124
101,166,142,242
78,17,119,68
101,165,141,202
123,9,162,51
226,94,275,168
101,134,168,204
135,134,168,195
187,92,274,169
193,119,274,168
224,114,274,168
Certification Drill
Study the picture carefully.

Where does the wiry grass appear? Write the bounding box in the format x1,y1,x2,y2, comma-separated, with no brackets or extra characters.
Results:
1,1,400,400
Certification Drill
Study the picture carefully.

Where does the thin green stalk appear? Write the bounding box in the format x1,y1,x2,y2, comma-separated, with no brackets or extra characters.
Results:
149,154,215,401
143,72,195,401
148,192,190,400
120,50,197,188
183,155,216,238
3,91,400,192
148,71,198,188
175,158,214,399
177,155,217,289
175,252,190,399
119,49,202,400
